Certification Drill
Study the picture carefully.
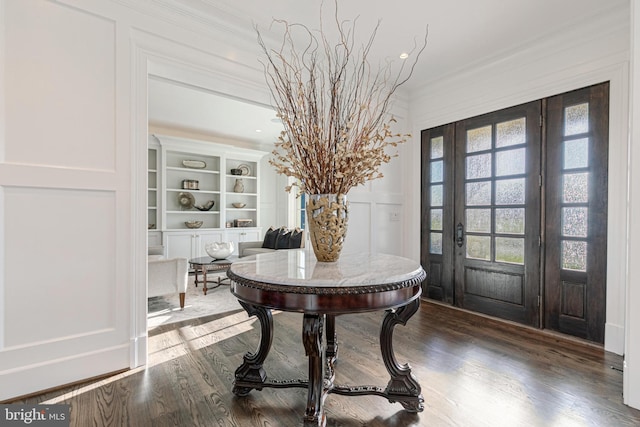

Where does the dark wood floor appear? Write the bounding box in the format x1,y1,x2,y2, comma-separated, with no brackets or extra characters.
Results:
11,300,640,426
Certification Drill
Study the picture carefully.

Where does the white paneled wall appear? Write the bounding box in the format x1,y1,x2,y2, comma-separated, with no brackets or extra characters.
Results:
0,0,131,400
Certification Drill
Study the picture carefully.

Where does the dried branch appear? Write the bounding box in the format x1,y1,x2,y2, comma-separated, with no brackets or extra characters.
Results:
257,3,427,195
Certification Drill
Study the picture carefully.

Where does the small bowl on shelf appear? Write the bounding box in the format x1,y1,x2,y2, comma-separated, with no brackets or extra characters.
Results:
230,168,243,175
185,220,203,229
232,202,246,208
194,200,215,211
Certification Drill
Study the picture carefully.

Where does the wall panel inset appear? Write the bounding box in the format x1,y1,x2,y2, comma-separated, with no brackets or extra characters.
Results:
5,1,116,170
3,187,117,347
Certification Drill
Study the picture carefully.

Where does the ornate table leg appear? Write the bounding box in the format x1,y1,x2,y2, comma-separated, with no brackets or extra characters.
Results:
380,298,424,412
325,314,337,381
202,266,208,295
191,264,199,287
303,313,327,427
233,301,273,396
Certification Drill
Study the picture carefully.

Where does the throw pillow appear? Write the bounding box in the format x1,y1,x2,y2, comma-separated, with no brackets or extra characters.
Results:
275,227,292,249
288,228,303,249
262,227,278,249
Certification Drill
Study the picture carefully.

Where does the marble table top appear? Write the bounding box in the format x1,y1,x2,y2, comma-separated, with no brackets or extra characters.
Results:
228,249,425,290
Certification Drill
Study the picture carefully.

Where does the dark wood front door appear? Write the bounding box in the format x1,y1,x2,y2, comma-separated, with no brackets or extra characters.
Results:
453,101,542,327
420,82,609,342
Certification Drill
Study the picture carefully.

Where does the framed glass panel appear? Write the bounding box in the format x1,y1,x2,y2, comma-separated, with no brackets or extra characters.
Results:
466,235,491,260
562,173,589,203
496,148,526,176
467,125,492,153
496,117,526,148
564,138,589,170
466,181,492,206
431,209,443,231
431,160,443,183
466,153,492,179
431,185,443,206
430,232,443,255
431,136,444,159
562,207,588,237
561,240,587,271
564,103,589,136
495,208,525,234
466,208,491,233
495,178,526,205
495,237,525,264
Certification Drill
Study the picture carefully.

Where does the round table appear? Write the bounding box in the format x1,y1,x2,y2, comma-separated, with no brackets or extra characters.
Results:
227,250,427,427
188,256,237,295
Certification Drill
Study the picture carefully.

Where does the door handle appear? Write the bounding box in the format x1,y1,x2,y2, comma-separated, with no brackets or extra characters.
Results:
456,223,464,247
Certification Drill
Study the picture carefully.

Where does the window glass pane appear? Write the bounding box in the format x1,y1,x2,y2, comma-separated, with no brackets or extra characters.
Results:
563,173,589,203
495,208,525,234
495,178,525,205
431,185,443,206
496,117,526,148
466,153,492,179
431,136,444,159
565,103,589,136
466,208,491,233
495,237,525,264
467,125,492,153
466,235,491,260
564,138,589,170
562,240,587,271
496,148,526,176
431,160,443,183
466,181,492,206
430,232,443,255
562,207,588,237
431,209,443,231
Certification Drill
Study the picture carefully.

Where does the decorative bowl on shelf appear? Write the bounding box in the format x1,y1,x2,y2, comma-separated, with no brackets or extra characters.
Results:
205,241,234,259
185,220,203,229
237,163,251,176
182,160,206,169
178,192,195,209
232,202,246,208
230,168,243,175
194,200,215,211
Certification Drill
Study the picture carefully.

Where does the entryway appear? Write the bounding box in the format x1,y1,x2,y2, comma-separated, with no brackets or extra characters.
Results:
420,82,609,343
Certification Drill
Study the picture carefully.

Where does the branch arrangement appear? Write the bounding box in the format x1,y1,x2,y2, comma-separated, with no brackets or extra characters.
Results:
257,5,427,195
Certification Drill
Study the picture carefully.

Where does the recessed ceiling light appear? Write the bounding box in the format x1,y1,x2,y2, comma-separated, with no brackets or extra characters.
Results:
255,129,262,133
399,52,409,59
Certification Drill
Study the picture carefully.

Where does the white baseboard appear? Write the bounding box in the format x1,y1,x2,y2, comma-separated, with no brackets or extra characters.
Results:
605,322,625,355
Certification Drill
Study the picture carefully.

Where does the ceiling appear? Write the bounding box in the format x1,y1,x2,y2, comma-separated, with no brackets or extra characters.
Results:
148,0,626,146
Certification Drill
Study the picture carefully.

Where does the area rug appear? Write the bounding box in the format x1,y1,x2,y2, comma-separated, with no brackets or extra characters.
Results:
147,273,242,330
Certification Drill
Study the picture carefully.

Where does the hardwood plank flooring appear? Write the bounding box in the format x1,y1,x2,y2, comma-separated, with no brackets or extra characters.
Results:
9,301,640,426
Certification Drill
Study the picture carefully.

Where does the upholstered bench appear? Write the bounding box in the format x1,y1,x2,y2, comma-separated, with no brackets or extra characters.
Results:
238,226,304,257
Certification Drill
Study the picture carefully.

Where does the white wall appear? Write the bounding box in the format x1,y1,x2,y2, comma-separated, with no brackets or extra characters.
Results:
624,0,640,410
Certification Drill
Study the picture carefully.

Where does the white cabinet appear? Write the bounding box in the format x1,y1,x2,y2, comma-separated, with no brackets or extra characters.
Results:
148,134,268,259
225,228,262,256
148,231,162,247
164,230,224,260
